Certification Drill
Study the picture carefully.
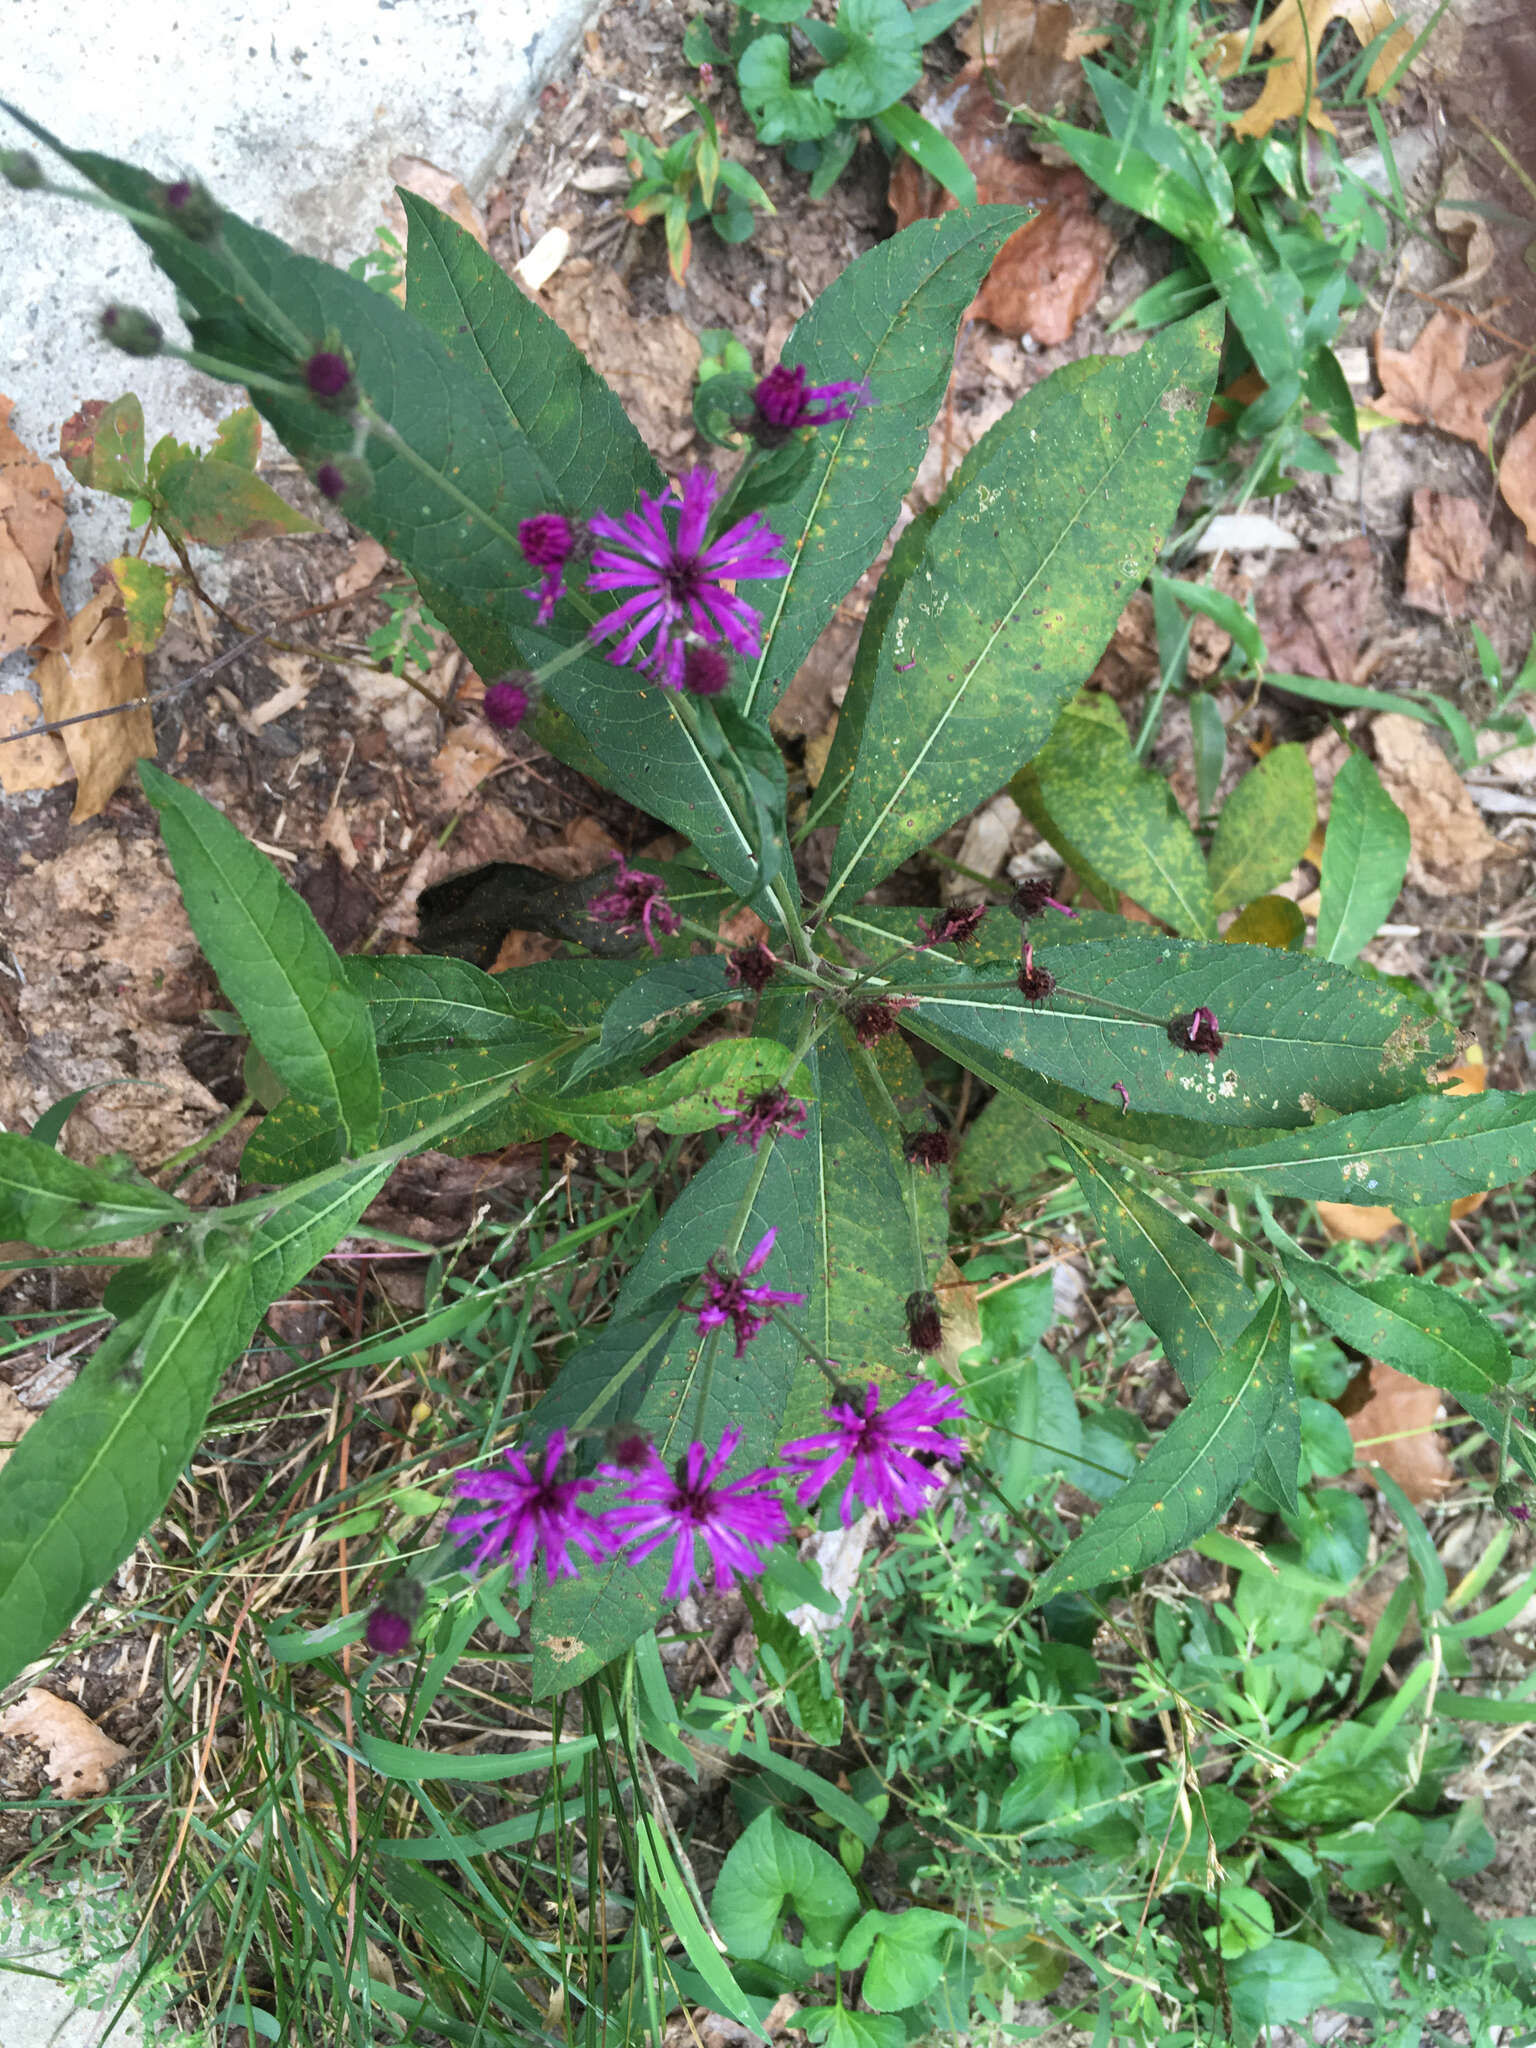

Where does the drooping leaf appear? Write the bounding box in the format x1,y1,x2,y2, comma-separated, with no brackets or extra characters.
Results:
738,206,1032,719
1030,1287,1290,1605
1067,1141,1298,1511
0,1134,188,1251
1012,691,1216,936
1206,743,1316,912
896,933,1452,1127
824,307,1222,907
155,456,317,544
1224,895,1306,949
141,763,381,1153
0,1162,390,1688
1197,1090,1536,1207
1315,751,1411,964
1282,1255,1511,1399
564,957,739,1087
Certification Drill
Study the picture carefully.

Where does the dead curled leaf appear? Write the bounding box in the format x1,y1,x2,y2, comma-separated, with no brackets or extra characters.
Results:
1218,0,1413,140
0,394,69,658
1255,536,1380,683
956,0,1109,110
888,65,1115,346
1498,412,1536,548
1341,1360,1452,1505
1403,489,1490,619
0,1688,130,1798
1371,711,1501,898
33,587,156,823
1374,313,1513,449
0,1385,36,1471
432,721,507,809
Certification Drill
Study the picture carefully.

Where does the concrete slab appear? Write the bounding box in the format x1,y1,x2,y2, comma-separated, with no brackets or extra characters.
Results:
2,0,597,610
0,1887,148,2048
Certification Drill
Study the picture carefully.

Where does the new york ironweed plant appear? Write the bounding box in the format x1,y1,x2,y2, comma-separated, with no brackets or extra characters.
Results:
3,105,1534,1735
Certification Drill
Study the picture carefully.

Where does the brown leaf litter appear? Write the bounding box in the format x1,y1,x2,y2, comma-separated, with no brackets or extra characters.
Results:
33,586,156,822
1371,711,1503,898
1498,412,1536,548
1374,312,1513,449
1255,536,1381,682
1218,0,1414,140
955,0,1109,111
0,394,69,658
1403,489,1491,618
1341,1360,1453,1504
0,1689,130,1799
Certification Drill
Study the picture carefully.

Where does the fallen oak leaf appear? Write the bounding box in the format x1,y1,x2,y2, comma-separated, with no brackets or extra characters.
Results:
1218,0,1413,140
0,689,72,795
1371,712,1502,898
1373,313,1514,449
1341,1360,1452,1504
33,587,155,822
0,1688,130,1798
1402,489,1490,619
1498,411,1536,547
0,394,70,657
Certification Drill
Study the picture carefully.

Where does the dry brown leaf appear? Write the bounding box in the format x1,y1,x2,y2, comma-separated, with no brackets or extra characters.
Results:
956,0,1105,110
1218,0,1413,139
1403,489,1490,619
1315,1200,1401,1244
33,587,154,822
332,536,391,603
889,65,1114,345
0,394,69,657
1256,536,1380,682
1374,313,1513,449
0,1688,130,1797
1343,1361,1452,1503
934,1255,982,1372
0,1385,36,1472
432,722,506,809
1498,412,1536,547
0,689,71,794
1371,711,1501,897
1435,157,1497,296
718,905,771,952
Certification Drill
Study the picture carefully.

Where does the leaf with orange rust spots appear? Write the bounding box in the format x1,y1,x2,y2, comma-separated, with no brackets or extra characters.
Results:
1341,1360,1452,1504
33,588,155,823
1218,0,1413,139
108,557,174,654
58,393,145,496
1373,314,1513,450
0,396,70,657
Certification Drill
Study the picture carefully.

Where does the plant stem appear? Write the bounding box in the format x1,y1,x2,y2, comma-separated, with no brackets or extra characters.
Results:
157,1094,255,1189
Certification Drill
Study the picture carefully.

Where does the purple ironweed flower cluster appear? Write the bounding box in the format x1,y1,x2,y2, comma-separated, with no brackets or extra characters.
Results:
903,1126,952,1172
718,1084,808,1152
917,904,987,948
517,513,581,625
725,940,778,995
849,996,918,1048
750,363,870,446
446,1376,967,1600
1172,1006,1224,1056
588,853,682,954
1010,878,1079,921
695,1227,805,1357
1017,941,1057,1004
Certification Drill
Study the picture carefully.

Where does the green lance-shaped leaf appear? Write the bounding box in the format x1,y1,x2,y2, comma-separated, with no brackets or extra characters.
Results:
521,1036,800,1148
0,1134,189,1251
342,953,527,1047
737,206,1033,720
1282,1255,1511,1400
0,1163,389,1688
1206,743,1317,913
824,306,1221,908
141,764,381,1153
564,956,739,1088
896,934,1452,1128
1315,751,1411,965
1030,1286,1290,1607
1196,1089,1536,1207
529,1125,820,1696
1012,691,1216,936
1067,1141,1299,1511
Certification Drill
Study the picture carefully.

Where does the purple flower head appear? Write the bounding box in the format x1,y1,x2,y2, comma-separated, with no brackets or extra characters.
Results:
1018,942,1056,1005
315,456,371,507
305,350,353,402
696,1227,806,1358
364,1575,425,1657
518,513,581,625
849,996,918,1049
588,853,681,954
602,1426,789,1599
1171,1006,1224,1057
446,1428,619,1585
1010,878,1079,922
158,178,221,242
586,466,789,689
905,1290,944,1357
1494,1481,1529,1524
484,674,536,731
781,1379,967,1525
719,1084,808,1152
903,1127,952,1172
604,1427,655,1471
726,941,778,995
682,643,732,697
99,305,163,358
918,905,987,949
752,363,870,446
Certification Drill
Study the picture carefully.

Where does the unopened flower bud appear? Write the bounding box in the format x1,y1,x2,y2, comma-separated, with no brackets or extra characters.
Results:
1494,1480,1530,1524
1,151,43,191
99,305,163,357
314,456,372,507
682,644,731,697
365,1574,425,1656
483,674,537,731
905,1289,944,1356
304,350,354,404
157,177,221,243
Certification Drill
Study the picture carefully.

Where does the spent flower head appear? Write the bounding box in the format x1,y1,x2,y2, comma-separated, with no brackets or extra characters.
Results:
446,1428,618,1584
586,466,788,689
781,1379,967,1525
304,350,353,403
918,904,987,948
903,1127,952,1171
1017,942,1056,1004
1010,878,1078,921
603,1428,788,1598
1172,1006,1224,1056
849,996,917,1048
905,1289,944,1356
719,1084,808,1152
726,941,778,995
696,1227,805,1357
588,853,681,954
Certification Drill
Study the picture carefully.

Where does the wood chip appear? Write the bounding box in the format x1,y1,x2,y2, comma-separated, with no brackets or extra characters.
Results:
516,227,572,293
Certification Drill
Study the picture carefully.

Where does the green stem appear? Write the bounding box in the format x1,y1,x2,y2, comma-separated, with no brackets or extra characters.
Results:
770,1311,847,1391
157,1094,255,1189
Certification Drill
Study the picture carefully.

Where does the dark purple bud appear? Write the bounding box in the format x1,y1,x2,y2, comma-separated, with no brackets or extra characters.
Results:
1494,1480,1530,1524
604,1427,655,1470
305,350,354,402
1017,942,1056,1004
517,512,579,569
751,363,870,447
315,456,372,507
99,305,163,357
483,675,537,730
1010,878,1078,921
1171,1007,1224,1057
1,151,43,191
850,997,917,1048
726,941,778,995
917,905,986,948
365,1575,424,1656
719,1084,808,1151
903,1128,952,1171
157,178,221,242
682,644,732,697
905,1289,944,1356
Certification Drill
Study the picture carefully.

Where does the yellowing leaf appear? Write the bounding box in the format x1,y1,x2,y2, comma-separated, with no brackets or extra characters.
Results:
1219,0,1413,139
1224,894,1306,949
108,556,174,654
